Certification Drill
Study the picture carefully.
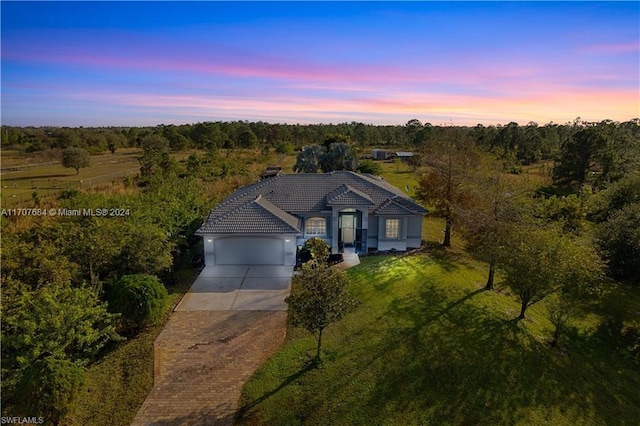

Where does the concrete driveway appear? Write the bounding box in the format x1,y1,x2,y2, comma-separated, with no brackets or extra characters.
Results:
175,265,293,311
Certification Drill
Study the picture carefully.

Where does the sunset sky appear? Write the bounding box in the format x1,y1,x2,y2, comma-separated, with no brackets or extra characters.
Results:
1,1,638,127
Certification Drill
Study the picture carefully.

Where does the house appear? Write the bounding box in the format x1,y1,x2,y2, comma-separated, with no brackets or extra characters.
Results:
395,151,415,162
196,171,427,266
371,149,391,160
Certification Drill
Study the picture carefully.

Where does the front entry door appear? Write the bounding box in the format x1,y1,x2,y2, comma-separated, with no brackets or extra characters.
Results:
340,214,355,245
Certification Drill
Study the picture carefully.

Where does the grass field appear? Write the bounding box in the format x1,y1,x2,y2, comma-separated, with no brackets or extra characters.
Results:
0,149,143,207
237,246,640,425
236,162,639,425
0,149,304,207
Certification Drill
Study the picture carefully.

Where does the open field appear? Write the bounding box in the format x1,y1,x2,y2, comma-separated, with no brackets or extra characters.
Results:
1,156,140,207
238,246,640,425
1,149,199,207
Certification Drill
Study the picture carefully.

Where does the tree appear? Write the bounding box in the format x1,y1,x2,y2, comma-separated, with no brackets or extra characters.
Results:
138,134,176,180
460,159,527,290
547,294,576,348
321,133,351,150
294,145,326,173
14,356,85,425
416,131,477,247
588,173,640,223
1,280,120,396
275,142,294,155
61,147,90,175
285,261,359,364
553,126,608,188
237,128,258,148
321,142,357,172
107,274,168,332
500,226,602,320
595,204,640,286
587,173,640,285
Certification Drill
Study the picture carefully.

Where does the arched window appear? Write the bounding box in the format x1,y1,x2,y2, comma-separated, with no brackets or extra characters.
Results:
305,217,327,236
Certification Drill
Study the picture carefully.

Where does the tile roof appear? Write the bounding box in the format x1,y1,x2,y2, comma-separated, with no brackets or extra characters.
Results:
374,198,417,215
326,184,375,206
198,195,300,234
197,171,427,235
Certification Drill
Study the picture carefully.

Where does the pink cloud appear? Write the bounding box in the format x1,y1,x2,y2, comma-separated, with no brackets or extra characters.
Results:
61,83,638,126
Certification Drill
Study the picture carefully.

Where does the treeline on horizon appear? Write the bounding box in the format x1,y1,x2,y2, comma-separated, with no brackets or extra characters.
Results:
3,117,639,169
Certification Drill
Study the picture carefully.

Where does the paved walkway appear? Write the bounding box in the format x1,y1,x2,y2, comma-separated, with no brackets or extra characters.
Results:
131,266,293,426
131,311,287,426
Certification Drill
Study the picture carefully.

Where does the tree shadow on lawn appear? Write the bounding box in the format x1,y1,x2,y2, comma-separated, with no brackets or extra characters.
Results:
355,284,639,425
421,242,469,272
288,280,637,424
235,359,316,423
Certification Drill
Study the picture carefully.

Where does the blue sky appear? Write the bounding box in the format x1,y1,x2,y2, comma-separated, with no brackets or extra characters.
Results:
1,1,638,126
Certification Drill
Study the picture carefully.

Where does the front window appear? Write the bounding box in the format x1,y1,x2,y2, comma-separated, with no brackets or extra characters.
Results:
385,219,400,239
305,217,327,236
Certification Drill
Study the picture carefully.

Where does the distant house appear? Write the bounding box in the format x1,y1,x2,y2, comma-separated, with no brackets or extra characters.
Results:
395,152,415,162
196,171,428,266
371,149,391,160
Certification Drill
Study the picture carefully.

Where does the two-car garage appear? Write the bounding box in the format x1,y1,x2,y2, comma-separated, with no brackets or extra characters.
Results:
213,237,285,265
204,235,297,266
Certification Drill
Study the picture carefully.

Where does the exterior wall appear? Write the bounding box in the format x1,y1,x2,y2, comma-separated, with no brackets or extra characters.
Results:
367,216,378,250
406,216,423,248
375,215,422,251
378,240,408,251
203,236,215,265
371,149,389,160
283,236,297,266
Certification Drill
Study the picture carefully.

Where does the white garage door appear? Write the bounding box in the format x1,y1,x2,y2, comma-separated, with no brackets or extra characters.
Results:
214,237,284,265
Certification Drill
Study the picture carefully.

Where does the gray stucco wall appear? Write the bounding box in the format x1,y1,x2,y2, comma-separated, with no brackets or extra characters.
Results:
374,215,423,251
406,216,423,248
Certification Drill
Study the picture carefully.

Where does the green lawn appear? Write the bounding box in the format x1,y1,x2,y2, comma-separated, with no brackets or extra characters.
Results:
238,248,640,425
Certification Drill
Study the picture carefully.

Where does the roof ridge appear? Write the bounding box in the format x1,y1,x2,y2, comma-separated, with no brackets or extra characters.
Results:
211,193,300,232
254,195,292,219
215,175,282,210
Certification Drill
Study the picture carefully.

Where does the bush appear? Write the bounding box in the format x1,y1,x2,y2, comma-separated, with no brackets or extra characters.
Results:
14,357,85,424
107,274,168,331
275,142,294,155
59,189,80,200
357,159,383,175
304,238,330,263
